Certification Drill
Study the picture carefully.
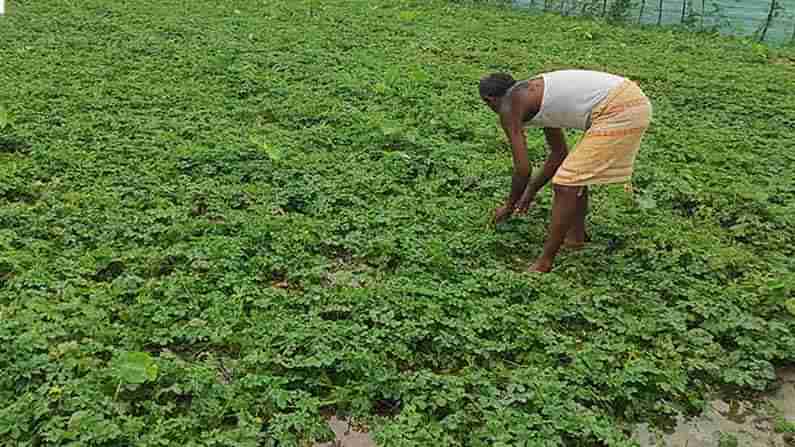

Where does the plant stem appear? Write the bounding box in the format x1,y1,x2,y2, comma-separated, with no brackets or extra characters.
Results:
658,0,664,25
681,0,687,24
639,0,646,23
759,0,777,42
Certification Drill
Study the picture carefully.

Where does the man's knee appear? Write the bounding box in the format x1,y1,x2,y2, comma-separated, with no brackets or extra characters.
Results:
552,184,582,197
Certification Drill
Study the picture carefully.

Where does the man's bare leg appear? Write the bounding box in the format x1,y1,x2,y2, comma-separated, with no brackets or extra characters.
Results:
564,186,588,249
530,184,581,273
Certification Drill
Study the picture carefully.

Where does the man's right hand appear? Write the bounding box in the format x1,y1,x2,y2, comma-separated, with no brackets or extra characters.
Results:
513,186,537,215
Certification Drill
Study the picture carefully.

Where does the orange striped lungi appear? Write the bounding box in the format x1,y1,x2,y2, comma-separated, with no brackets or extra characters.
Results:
552,80,652,186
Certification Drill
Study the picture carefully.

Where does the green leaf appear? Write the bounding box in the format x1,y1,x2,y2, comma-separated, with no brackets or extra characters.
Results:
636,196,657,210
250,135,284,161
0,106,9,130
111,351,159,384
262,141,284,161
409,68,429,83
372,81,387,94
785,299,795,317
399,10,418,22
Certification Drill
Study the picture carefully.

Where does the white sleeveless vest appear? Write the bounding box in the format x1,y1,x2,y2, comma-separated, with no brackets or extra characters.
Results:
528,70,625,130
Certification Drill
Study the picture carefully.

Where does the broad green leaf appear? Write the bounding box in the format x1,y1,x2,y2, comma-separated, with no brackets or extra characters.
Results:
399,10,418,21
262,141,283,161
636,196,657,210
372,81,387,94
112,351,158,384
785,299,795,317
0,106,9,130
409,68,429,83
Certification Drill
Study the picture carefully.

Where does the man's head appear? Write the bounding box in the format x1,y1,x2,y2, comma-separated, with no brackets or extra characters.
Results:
479,72,516,113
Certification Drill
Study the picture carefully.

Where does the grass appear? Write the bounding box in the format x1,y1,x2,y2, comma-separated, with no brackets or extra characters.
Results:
1,0,795,445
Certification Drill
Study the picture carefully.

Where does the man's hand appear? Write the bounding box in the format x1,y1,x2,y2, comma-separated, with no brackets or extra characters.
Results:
492,205,513,225
513,186,537,215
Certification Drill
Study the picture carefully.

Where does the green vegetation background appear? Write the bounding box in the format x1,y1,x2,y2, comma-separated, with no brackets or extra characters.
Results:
1,0,794,445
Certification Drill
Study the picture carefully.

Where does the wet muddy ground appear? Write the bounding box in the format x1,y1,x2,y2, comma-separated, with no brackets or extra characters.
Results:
634,367,795,447
315,367,795,447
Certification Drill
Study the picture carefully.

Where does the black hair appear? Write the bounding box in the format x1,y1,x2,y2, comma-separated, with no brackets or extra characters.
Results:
479,73,516,98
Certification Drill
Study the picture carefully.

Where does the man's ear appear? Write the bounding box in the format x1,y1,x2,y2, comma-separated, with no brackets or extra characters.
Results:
484,96,500,110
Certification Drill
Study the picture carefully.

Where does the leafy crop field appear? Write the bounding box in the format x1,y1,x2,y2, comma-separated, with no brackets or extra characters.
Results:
1,0,794,445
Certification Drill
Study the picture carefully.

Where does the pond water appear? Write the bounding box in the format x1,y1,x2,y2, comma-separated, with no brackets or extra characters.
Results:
513,0,795,43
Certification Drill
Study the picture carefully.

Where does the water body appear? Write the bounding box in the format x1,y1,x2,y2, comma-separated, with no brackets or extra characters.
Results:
513,0,795,43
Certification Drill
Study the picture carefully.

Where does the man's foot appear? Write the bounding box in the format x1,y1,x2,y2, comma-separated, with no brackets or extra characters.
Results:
529,259,552,273
563,239,586,250
563,232,591,250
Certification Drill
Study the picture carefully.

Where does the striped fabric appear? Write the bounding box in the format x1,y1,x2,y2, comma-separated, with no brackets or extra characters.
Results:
552,80,652,186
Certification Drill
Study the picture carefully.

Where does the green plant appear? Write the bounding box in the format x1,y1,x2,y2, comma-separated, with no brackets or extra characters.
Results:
775,416,795,433
0,0,793,445
718,432,739,447
111,351,159,386
0,106,10,131
607,0,635,22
